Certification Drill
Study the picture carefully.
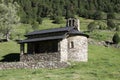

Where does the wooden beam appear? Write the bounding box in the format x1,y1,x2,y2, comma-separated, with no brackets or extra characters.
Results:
20,43,24,55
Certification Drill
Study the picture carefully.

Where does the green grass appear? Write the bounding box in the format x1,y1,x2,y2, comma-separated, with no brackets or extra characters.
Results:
10,17,120,41
0,42,120,80
10,17,89,40
13,18,66,40
0,41,20,60
90,30,120,41
0,17,120,80
79,17,94,31
39,18,66,30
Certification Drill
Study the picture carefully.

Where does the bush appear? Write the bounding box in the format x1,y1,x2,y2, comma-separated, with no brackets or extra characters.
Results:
94,11,107,20
89,32,107,41
87,21,107,31
107,13,116,19
112,33,120,44
78,9,89,18
25,28,33,34
97,21,107,30
107,13,120,20
107,19,116,30
32,21,39,30
87,22,98,32
87,10,96,19
49,14,57,20
116,25,120,31
37,17,43,24
53,16,63,24
10,32,23,40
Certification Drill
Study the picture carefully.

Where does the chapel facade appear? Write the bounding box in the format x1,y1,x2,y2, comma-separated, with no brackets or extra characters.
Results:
19,18,88,62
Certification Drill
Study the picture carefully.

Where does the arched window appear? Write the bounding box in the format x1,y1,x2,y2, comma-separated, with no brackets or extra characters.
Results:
72,19,75,26
71,41,74,48
69,41,74,48
68,19,75,27
68,20,72,26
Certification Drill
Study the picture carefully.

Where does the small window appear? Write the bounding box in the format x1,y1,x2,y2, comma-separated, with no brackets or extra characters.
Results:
69,20,72,26
69,41,74,48
72,19,75,26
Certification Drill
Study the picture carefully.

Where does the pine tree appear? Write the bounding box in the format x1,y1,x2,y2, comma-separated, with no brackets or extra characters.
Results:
13,0,120,23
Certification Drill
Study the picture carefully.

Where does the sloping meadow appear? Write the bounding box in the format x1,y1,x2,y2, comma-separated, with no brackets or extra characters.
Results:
0,43,120,80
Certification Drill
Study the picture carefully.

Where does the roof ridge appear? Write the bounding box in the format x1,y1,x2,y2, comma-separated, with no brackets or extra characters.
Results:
26,27,74,36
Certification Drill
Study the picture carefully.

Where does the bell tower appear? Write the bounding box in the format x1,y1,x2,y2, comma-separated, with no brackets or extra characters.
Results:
66,18,80,31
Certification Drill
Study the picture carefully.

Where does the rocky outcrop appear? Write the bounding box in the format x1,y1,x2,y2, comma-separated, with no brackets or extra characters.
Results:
88,38,106,46
88,38,120,48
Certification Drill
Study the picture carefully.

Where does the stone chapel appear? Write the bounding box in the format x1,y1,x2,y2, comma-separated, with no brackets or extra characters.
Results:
19,18,88,62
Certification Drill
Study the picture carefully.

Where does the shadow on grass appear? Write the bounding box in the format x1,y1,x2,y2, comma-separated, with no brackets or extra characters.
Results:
0,53,20,62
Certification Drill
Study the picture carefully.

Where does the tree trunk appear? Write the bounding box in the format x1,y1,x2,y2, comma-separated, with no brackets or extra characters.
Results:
6,32,10,41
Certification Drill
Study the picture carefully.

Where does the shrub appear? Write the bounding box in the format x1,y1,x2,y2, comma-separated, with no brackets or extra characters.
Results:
107,13,120,20
97,21,107,30
53,16,63,24
89,32,107,41
10,32,23,40
49,14,57,20
37,17,43,24
25,28,33,34
87,10,96,19
87,21,107,31
107,13,116,19
107,19,116,30
116,25,120,31
94,11,107,20
87,22,98,32
32,21,39,30
112,33,120,44
78,9,89,18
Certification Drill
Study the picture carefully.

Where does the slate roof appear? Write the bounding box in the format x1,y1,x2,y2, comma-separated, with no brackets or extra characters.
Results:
25,27,74,36
19,35,66,43
19,26,88,44
68,30,89,37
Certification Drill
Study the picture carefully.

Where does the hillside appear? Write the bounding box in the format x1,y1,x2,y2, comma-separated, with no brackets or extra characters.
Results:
14,17,120,42
0,17,119,61
0,17,92,60
13,0,120,24
0,44,120,80
0,0,120,79
0,17,120,79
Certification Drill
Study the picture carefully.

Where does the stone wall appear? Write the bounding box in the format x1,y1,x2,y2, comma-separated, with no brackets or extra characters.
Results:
0,61,69,70
68,36,88,62
59,38,68,62
20,53,60,62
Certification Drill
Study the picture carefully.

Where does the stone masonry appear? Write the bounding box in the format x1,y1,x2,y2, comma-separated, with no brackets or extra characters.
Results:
0,61,69,70
59,38,68,62
20,53,60,62
68,36,88,62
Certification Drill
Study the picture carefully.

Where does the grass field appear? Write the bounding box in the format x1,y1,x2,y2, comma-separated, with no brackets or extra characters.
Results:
0,17,120,80
0,41,19,60
0,41,120,80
